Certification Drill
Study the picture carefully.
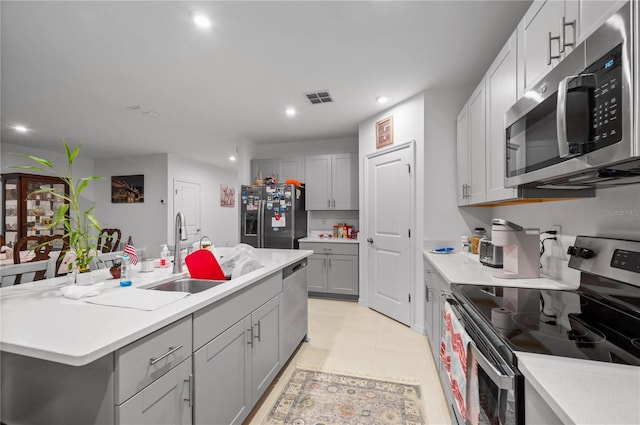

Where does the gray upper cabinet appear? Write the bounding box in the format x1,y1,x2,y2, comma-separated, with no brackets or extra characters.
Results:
456,79,486,206
485,30,518,203
518,0,570,92
251,157,304,183
305,153,358,210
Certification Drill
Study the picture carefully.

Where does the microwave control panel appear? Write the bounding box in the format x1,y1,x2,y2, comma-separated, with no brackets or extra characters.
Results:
588,44,623,146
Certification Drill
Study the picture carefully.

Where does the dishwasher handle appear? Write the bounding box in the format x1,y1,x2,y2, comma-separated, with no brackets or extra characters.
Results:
283,259,307,279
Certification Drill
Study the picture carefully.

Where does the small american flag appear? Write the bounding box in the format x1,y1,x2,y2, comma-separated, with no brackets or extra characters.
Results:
124,236,138,265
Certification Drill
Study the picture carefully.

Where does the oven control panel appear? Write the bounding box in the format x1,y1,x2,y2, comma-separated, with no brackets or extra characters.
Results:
569,236,640,286
611,249,640,273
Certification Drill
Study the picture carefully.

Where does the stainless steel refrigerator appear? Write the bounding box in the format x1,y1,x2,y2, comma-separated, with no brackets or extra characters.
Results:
240,184,307,249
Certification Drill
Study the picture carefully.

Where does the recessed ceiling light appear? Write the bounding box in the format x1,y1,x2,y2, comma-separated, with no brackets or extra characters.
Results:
13,125,29,133
191,12,211,29
285,108,296,117
229,156,236,162
376,96,389,104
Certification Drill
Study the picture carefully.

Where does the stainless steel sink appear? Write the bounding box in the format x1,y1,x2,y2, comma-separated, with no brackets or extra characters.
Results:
147,278,227,294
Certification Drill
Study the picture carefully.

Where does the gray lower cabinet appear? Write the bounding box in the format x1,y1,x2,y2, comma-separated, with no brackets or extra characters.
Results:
300,242,358,298
194,292,282,425
194,317,252,425
117,357,193,425
424,264,447,364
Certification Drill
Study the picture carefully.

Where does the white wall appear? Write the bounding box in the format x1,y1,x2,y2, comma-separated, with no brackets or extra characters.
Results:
490,185,640,283
94,154,169,258
168,154,239,250
423,86,492,247
358,92,425,332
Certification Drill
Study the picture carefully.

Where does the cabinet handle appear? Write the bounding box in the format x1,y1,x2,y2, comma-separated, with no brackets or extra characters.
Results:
184,374,193,407
328,258,332,269
254,321,261,342
247,326,254,345
324,257,327,268
149,344,183,365
327,199,331,208
561,17,576,53
548,32,562,65
332,199,336,208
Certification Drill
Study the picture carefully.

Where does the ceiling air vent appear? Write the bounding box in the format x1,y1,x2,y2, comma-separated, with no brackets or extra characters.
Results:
304,90,333,105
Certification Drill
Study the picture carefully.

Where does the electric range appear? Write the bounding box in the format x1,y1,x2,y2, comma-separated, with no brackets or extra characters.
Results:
452,236,640,367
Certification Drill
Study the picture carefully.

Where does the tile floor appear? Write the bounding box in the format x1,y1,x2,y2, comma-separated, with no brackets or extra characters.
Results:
246,298,452,425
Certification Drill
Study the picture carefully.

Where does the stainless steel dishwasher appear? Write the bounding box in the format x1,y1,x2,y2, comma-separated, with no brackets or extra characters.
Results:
282,258,308,361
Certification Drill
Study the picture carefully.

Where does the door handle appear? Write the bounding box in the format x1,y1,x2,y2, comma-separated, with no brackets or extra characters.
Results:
254,321,261,342
149,345,183,365
184,374,193,407
548,32,561,65
561,17,576,53
366,237,374,244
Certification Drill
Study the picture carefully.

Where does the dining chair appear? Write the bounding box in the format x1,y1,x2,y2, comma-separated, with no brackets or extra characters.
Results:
13,234,69,277
92,250,123,270
1,259,52,286
97,228,122,253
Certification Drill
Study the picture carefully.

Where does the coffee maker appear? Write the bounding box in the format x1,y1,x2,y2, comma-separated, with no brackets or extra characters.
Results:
490,219,540,279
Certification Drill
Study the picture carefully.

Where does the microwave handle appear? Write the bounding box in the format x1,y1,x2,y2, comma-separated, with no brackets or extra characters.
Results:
556,76,572,158
557,74,597,158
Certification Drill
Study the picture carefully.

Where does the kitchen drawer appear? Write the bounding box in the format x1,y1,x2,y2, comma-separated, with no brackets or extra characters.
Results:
193,271,282,350
116,315,192,404
299,242,357,256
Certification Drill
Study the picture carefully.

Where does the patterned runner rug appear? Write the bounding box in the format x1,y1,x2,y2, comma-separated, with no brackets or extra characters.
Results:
263,367,425,425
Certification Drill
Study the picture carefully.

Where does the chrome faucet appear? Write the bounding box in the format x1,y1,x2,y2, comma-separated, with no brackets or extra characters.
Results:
173,212,188,273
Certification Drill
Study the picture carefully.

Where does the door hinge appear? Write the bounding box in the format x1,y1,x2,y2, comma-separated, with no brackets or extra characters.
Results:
408,229,411,238
408,294,411,303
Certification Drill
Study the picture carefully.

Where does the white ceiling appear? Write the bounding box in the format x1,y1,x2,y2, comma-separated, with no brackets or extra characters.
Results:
1,1,531,169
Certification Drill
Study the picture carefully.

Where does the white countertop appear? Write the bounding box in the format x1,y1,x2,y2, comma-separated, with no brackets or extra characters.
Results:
423,249,578,290
299,237,359,244
516,352,640,425
0,248,312,366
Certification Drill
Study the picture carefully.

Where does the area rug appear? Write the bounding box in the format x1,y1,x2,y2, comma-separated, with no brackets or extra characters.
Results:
263,367,425,425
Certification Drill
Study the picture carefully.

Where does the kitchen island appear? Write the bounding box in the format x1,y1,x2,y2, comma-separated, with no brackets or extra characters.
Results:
1,248,312,425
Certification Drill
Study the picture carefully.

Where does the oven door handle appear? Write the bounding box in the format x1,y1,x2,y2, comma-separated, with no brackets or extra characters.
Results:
469,342,514,391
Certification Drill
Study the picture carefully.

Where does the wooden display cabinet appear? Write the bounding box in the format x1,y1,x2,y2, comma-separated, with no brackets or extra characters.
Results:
2,173,69,247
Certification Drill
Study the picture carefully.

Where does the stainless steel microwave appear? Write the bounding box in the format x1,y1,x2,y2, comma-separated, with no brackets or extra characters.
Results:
504,2,640,189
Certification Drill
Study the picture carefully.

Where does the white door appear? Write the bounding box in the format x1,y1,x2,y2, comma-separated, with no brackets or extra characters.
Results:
174,179,201,242
365,144,413,325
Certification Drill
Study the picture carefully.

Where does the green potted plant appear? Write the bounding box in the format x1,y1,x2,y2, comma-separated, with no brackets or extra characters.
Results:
13,140,103,283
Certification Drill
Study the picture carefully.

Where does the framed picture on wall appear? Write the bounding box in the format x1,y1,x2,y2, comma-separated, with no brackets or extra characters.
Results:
111,175,144,203
220,184,235,207
376,116,394,148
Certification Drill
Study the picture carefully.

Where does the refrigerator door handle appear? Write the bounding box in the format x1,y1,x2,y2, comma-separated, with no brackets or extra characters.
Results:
257,200,263,248
260,200,266,248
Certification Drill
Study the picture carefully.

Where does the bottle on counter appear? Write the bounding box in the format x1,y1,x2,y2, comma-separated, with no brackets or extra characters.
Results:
461,236,470,253
120,253,132,287
160,244,170,267
471,227,487,254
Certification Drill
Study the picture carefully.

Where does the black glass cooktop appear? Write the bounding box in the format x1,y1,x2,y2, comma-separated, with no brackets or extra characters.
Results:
453,283,640,366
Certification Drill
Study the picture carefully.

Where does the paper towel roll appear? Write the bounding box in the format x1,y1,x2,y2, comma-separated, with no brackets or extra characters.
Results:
491,307,514,331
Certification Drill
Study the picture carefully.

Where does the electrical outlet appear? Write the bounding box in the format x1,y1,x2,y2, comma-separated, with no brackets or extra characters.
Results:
551,225,561,236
